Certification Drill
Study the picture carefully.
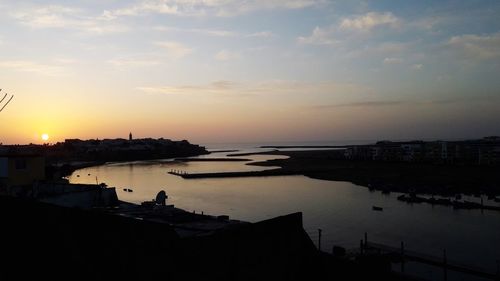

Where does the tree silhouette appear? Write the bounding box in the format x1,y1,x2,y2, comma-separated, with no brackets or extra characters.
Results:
0,89,14,112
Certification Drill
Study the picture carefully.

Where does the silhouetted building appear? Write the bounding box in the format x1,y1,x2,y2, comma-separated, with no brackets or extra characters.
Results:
0,153,45,188
129,132,133,141
343,137,500,165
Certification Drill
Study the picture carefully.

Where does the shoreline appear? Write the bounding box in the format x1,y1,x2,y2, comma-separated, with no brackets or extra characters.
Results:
66,149,500,198
244,150,500,197
53,151,213,178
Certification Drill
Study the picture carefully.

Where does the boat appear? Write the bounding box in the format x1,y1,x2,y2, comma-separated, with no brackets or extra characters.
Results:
372,206,383,211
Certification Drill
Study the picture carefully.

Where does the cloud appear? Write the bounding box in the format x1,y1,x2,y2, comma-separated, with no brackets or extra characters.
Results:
298,11,400,46
102,0,326,18
211,80,238,89
447,33,500,60
215,50,241,61
153,26,237,37
246,31,274,38
153,26,273,39
297,26,335,45
11,5,128,34
383,57,403,64
339,12,399,31
155,41,193,59
108,58,161,67
0,60,66,76
310,95,499,111
312,101,404,109
412,64,423,70
137,80,369,97
136,80,239,95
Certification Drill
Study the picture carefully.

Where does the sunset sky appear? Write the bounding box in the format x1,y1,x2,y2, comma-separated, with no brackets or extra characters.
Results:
1,0,499,144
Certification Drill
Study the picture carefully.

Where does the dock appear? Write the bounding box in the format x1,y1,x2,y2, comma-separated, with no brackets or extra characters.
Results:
397,194,500,212
361,238,499,280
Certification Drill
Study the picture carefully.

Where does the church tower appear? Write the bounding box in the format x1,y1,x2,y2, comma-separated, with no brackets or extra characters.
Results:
129,132,132,141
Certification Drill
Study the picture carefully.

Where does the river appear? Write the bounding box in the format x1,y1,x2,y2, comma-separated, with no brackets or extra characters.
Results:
68,145,500,280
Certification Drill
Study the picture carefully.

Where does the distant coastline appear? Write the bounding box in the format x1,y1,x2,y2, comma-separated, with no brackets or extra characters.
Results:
1,137,210,179
247,150,500,197
168,148,500,198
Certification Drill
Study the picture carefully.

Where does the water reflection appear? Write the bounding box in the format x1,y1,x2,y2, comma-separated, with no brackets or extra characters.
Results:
68,153,500,276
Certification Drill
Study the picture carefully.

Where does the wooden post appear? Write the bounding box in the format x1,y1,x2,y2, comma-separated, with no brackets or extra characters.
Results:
318,229,322,251
496,259,499,280
401,241,405,273
443,249,448,281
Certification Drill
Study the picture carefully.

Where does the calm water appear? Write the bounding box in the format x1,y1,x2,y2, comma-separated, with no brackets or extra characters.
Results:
69,147,500,280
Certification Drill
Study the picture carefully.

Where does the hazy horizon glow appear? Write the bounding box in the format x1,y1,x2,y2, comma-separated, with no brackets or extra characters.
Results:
1,0,499,144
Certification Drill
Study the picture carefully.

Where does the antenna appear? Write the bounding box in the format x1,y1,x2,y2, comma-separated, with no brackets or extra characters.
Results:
0,89,14,112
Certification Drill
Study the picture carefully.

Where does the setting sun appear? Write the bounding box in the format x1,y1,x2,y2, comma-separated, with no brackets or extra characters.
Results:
41,133,49,141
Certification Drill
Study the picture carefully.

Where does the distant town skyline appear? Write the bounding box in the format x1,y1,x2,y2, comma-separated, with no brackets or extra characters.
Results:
1,0,499,144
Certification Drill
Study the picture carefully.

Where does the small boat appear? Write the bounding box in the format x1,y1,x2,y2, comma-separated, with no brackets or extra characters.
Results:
372,206,383,211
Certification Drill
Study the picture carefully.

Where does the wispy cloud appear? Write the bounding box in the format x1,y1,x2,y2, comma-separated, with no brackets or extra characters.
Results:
339,12,400,31
246,31,274,38
11,5,128,34
310,95,499,110
447,33,500,61
107,57,161,67
383,57,403,64
153,26,237,37
0,60,66,76
102,0,326,18
137,80,240,95
297,25,335,45
137,80,369,97
312,101,404,109
215,50,241,61
298,11,400,46
155,41,193,59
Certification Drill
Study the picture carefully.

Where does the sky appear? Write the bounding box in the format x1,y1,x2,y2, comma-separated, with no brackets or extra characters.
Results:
0,0,499,144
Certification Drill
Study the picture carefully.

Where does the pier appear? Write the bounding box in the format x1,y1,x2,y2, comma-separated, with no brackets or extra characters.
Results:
360,235,499,280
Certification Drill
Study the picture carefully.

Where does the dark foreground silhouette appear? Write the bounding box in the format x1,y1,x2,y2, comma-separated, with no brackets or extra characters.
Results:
0,196,413,281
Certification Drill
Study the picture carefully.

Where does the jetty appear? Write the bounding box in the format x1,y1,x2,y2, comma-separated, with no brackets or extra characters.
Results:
173,157,250,162
168,168,300,178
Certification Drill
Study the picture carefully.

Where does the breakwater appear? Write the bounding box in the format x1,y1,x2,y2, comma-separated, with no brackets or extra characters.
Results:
168,168,300,178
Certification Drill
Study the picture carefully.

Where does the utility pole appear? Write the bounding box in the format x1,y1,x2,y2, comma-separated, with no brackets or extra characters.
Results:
443,249,448,281
318,229,322,251
401,241,405,273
